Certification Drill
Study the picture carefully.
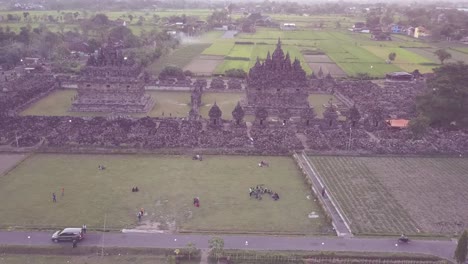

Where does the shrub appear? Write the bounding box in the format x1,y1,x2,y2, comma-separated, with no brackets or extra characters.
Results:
225,69,247,79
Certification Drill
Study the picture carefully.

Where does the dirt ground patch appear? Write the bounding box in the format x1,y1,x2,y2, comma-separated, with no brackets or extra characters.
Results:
184,55,224,75
303,54,347,77
303,54,334,63
0,154,27,176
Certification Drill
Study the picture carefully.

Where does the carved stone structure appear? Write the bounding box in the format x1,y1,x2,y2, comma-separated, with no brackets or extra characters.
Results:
245,39,311,116
208,102,222,128
71,45,154,113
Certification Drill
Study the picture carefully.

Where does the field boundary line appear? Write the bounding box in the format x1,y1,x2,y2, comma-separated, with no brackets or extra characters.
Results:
298,151,353,236
0,153,32,178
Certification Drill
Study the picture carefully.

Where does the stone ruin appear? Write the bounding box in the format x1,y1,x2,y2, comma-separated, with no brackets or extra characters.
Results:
245,39,312,117
70,44,154,113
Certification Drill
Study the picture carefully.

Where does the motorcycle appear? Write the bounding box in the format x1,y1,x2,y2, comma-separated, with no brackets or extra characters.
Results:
398,237,410,243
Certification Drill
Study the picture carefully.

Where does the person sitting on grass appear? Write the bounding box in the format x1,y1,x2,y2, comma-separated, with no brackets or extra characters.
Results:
272,192,280,201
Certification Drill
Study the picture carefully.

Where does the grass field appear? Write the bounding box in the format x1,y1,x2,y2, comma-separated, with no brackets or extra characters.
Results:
147,43,211,75
308,156,468,235
21,90,338,120
363,46,436,73
21,90,243,119
0,254,172,264
308,94,340,118
200,92,243,120
201,42,235,56
0,154,329,234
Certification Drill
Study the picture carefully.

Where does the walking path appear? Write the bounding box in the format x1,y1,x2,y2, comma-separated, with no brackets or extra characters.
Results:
0,231,456,262
294,152,352,237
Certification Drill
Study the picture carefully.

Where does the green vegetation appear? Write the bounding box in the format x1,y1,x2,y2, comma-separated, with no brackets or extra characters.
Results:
416,62,468,128
308,156,468,235
202,42,235,56
148,44,211,75
455,230,468,264
0,254,170,264
200,92,243,120
0,154,329,234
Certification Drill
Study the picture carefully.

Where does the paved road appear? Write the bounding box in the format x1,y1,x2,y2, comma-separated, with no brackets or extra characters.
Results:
0,231,456,262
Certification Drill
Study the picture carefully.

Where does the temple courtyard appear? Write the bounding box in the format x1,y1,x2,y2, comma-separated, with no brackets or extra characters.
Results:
20,90,339,119
0,154,330,235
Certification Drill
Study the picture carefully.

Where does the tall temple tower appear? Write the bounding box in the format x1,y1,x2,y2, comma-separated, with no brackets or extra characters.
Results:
245,39,311,116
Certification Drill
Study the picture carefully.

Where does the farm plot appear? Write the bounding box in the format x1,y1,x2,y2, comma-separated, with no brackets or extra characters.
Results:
183,55,225,76
404,47,468,64
201,42,235,56
303,54,347,77
363,46,436,73
362,157,468,235
308,156,468,235
308,156,420,235
148,43,211,75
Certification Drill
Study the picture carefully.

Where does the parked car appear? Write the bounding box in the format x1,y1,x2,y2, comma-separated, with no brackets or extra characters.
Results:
51,228,84,243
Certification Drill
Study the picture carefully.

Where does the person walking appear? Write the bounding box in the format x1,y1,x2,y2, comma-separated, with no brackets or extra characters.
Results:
61,187,64,197
52,193,56,203
321,187,326,198
137,211,142,222
82,224,87,234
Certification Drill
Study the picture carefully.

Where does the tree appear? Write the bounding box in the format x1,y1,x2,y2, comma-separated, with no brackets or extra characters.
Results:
454,230,468,264
185,242,197,261
434,49,452,64
416,62,468,127
388,52,396,63
128,14,134,22
408,115,430,139
208,237,224,261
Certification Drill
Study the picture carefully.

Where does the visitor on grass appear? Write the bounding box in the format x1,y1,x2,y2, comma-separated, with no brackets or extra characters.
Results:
193,197,200,207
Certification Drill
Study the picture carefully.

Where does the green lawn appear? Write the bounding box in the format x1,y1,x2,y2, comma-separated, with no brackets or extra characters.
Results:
363,46,436,73
227,44,254,59
201,42,235,56
0,254,171,264
200,92,244,120
147,43,211,75
308,94,340,118
0,154,329,234
20,90,247,119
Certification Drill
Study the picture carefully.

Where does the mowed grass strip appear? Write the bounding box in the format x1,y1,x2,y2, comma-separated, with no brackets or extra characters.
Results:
308,156,420,235
0,154,329,234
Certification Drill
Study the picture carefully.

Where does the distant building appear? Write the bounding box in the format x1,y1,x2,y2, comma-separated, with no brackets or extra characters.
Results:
389,24,405,34
352,22,366,31
386,72,413,81
281,23,296,30
414,26,431,38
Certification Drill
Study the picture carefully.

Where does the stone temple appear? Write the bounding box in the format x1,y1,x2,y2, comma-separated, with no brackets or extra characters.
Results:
70,44,154,113
245,39,311,116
